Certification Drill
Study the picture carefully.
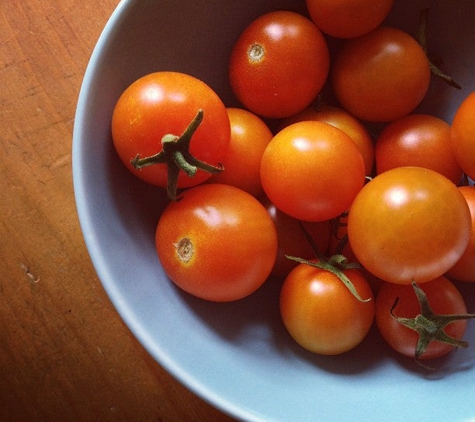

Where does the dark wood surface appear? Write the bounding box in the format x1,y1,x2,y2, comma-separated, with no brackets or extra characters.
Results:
0,1,237,421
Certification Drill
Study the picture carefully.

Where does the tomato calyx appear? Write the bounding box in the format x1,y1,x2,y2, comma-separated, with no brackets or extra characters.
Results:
130,109,224,201
418,8,461,90
286,255,371,303
390,281,475,363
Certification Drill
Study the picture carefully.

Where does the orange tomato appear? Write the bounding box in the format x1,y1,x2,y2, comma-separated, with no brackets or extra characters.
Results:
332,26,431,122
446,186,475,282
451,91,475,180
306,0,394,39
348,167,471,284
229,11,329,118
155,184,278,302
208,108,273,197
279,105,375,176
375,114,463,184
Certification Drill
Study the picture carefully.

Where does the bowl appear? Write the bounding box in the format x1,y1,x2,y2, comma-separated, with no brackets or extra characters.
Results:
73,1,475,421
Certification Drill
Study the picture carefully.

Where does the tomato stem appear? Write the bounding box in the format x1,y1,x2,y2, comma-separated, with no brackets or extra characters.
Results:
130,109,224,201
390,281,475,363
285,255,370,303
418,8,461,90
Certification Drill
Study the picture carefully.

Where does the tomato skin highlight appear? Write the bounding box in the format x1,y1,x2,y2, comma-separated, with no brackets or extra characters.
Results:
155,184,278,302
280,263,375,355
278,105,375,176
331,26,431,122
229,11,329,119
260,121,365,222
112,72,230,189
451,91,475,180
375,114,463,184
376,277,469,359
347,167,471,285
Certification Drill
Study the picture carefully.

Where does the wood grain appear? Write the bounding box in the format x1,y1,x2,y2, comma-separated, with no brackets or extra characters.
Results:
0,1,236,421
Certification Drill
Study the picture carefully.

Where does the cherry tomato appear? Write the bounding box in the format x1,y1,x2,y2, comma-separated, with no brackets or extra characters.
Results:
278,105,375,176
451,91,475,180
375,114,463,184
228,11,329,119
208,108,273,197
446,186,475,282
280,262,375,355
112,72,230,190
261,196,331,279
331,26,431,122
347,167,471,284
306,0,394,39
155,184,277,302
260,121,365,222
376,277,470,359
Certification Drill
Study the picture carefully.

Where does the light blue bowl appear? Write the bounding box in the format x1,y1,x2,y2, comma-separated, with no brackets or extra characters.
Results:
73,1,475,421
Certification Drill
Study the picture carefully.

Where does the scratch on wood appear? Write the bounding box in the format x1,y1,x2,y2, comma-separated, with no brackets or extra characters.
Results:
21,263,40,284
50,153,71,169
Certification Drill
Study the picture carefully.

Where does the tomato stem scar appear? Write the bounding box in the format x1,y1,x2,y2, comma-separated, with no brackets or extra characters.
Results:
174,238,194,263
248,43,265,63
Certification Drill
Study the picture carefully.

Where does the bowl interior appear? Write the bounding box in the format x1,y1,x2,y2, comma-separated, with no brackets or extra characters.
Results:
73,1,475,421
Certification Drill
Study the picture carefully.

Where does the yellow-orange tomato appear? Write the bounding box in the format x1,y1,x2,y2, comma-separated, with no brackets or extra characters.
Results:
451,92,475,180
261,121,365,222
446,186,475,282
280,263,375,355
375,114,463,184
208,108,273,197
306,0,394,39
279,105,375,176
348,167,471,284
155,184,277,302
229,11,329,119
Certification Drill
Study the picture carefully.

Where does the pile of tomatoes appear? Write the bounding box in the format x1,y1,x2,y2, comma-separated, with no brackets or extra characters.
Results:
111,0,475,364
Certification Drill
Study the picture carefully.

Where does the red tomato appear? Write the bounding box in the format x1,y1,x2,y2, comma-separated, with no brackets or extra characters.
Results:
260,121,365,222
112,72,230,193
278,105,375,176
347,167,471,284
375,114,463,184
228,11,329,119
376,277,470,359
331,26,431,122
446,186,475,282
208,108,273,197
261,196,331,278
306,0,394,39
280,262,375,355
155,184,277,302
451,92,475,180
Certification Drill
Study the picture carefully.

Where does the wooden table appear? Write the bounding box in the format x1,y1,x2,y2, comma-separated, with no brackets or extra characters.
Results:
0,1,237,421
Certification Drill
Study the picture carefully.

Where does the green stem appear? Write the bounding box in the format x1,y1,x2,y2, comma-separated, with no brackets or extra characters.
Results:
285,255,369,303
130,109,223,201
390,281,475,364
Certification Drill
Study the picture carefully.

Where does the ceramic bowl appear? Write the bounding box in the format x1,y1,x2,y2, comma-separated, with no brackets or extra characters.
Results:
73,1,475,421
